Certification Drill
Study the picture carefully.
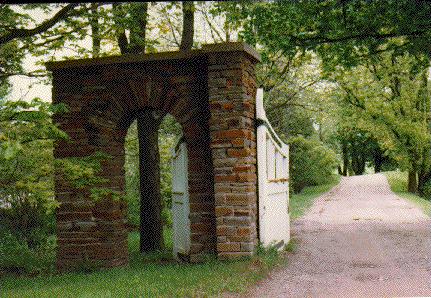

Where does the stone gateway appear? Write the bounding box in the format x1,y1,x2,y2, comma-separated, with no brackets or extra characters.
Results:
47,42,288,272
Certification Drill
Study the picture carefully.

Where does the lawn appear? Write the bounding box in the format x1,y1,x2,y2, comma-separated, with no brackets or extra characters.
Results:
384,171,431,217
0,228,283,298
289,175,341,220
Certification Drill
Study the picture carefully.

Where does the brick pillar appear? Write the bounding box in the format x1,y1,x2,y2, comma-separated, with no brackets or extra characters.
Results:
52,70,129,271
205,43,261,259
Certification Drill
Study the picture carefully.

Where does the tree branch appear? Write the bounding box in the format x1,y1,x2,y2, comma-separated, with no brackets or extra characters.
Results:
0,71,47,79
163,9,181,47
287,27,431,48
0,4,78,46
198,6,224,42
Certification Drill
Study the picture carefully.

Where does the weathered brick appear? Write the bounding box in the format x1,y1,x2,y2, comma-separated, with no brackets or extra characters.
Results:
225,193,249,206
237,172,257,182
217,242,240,252
224,216,252,226
215,206,233,217
237,227,251,236
216,225,236,236
215,174,237,182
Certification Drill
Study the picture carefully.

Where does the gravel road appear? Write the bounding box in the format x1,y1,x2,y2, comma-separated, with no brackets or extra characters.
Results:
237,174,431,297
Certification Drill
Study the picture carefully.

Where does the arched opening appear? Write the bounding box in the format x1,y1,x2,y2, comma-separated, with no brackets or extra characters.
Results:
124,113,183,258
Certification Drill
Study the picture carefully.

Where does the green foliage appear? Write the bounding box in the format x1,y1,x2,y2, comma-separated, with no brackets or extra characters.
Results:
237,1,431,69
0,231,56,275
55,151,124,204
331,52,430,174
55,151,110,189
423,180,431,201
0,99,67,248
0,98,118,257
89,187,122,202
288,136,339,193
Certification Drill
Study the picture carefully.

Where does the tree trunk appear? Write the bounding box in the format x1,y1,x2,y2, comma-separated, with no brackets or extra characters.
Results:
342,141,348,176
418,169,430,197
358,151,366,175
351,145,365,175
224,16,230,42
407,170,418,194
373,149,383,173
90,3,100,58
112,3,129,54
180,1,194,51
129,3,148,54
137,109,163,253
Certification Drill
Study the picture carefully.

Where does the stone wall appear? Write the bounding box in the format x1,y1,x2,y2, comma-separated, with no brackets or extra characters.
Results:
48,43,260,270
206,46,259,259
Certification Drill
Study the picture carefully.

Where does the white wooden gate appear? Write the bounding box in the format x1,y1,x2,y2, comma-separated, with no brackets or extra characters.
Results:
256,88,290,248
171,142,191,259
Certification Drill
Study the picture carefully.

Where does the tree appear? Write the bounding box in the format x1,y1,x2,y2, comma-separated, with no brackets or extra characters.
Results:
180,1,194,51
330,52,430,192
236,1,431,68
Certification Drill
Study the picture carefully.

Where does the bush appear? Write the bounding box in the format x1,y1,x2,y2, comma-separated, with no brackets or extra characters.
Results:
0,230,56,275
288,136,339,193
423,180,431,200
0,199,56,249
0,99,67,249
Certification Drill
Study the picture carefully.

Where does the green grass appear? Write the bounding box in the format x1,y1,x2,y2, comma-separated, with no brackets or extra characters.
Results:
384,171,431,217
0,228,284,298
289,175,341,220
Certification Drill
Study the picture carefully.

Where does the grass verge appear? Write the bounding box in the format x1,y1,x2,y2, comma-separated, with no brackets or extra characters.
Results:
384,171,431,217
289,175,341,220
0,229,285,298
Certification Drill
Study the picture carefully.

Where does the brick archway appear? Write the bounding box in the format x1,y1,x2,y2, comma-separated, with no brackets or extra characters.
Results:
47,43,260,271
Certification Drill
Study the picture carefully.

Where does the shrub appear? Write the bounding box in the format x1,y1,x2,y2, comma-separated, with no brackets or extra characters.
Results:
0,99,66,248
0,230,56,275
288,136,339,193
423,180,431,200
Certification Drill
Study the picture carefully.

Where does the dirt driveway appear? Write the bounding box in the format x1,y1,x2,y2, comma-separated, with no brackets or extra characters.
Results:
241,174,431,297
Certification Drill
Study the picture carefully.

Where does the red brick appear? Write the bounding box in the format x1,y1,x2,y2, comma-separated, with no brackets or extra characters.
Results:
223,103,234,110
233,164,255,172
215,174,237,182
227,148,252,158
213,129,252,140
237,227,251,236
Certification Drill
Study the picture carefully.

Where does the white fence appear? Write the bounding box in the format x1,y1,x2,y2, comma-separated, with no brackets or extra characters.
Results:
256,88,290,248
